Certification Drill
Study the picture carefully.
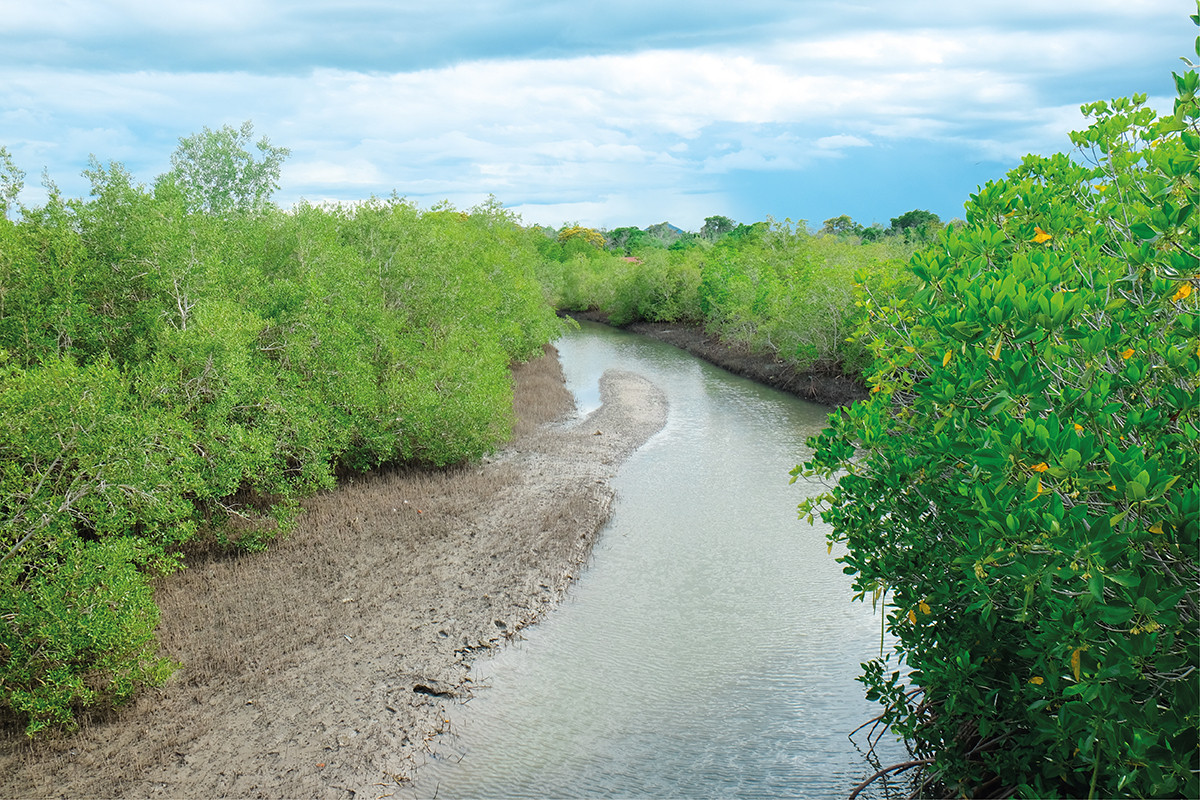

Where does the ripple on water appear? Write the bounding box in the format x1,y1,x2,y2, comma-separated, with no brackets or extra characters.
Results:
413,323,907,800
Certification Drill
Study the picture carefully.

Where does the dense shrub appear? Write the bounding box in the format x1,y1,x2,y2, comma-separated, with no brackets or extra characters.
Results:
796,49,1198,798
0,144,561,733
698,221,911,371
553,216,912,374
605,249,704,325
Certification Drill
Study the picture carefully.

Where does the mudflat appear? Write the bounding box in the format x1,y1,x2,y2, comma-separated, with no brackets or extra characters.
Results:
0,345,667,799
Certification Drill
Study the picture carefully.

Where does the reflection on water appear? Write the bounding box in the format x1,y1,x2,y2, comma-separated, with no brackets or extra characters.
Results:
410,322,907,799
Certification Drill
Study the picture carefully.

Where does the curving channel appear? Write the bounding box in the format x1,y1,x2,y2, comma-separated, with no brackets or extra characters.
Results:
410,321,908,799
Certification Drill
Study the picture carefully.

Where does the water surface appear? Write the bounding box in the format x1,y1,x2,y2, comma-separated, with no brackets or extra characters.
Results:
412,322,906,798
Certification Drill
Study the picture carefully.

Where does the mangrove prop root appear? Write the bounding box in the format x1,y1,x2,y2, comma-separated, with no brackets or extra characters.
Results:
848,759,934,800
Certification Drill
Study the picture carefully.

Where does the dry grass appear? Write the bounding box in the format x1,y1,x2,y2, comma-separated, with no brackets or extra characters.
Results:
509,343,576,438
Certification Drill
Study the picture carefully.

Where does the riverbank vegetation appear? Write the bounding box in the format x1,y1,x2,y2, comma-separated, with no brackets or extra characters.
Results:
0,127,560,735
536,213,938,379
797,33,1198,800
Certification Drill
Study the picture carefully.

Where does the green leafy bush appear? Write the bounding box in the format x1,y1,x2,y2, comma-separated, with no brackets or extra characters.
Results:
553,217,913,373
0,137,561,734
605,249,703,325
1,538,176,736
796,47,1198,799
0,352,192,734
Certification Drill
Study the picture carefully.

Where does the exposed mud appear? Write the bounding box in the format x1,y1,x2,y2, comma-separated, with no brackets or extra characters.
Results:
0,346,666,800
568,311,868,408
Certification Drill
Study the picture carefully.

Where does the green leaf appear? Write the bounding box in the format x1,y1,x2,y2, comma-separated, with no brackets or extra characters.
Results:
982,393,1012,415
1099,604,1135,624
1104,571,1139,588
1129,222,1158,240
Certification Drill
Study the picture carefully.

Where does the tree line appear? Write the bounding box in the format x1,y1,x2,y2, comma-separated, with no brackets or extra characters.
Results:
536,213,926,378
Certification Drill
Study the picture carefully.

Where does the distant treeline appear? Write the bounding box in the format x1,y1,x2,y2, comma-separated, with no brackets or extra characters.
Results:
533,213,933,376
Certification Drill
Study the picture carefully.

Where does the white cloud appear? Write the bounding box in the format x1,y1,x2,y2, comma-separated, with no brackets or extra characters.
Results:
815,134,872,151
285,158,384,187
509,187,730,231
0,0,1187,226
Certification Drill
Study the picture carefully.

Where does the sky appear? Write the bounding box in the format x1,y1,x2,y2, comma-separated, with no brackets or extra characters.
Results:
0,1,1192,232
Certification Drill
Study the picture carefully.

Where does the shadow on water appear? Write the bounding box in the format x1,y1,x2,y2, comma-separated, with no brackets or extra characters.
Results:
409,322,910,799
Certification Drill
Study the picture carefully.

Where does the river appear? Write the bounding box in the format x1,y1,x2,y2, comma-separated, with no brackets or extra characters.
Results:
409,321,908,799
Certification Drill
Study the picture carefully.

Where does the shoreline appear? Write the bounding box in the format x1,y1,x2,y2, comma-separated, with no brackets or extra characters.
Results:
0,346,666,799
566,310,869,408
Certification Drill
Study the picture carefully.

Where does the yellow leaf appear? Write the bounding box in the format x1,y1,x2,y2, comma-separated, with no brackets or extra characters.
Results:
907,610,917,624
990,340,1002,361
942,351,952,367
1149,521,1163,534
1036,478,1046,496
1119,348,1134,360
1031,462,1049,473
918,601,931,615
1071,647,1084,681
1095,184,1108,193
1029,676,1044,685
1171,282,1193,302
1073,423,1084,433
1031,226,1053,244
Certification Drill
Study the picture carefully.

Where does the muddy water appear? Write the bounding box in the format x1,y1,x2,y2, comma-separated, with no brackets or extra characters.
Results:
411,322,907,799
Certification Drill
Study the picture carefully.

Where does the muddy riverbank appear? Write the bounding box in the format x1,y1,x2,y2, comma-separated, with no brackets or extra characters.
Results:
566,311,868,408
0,346,666,800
